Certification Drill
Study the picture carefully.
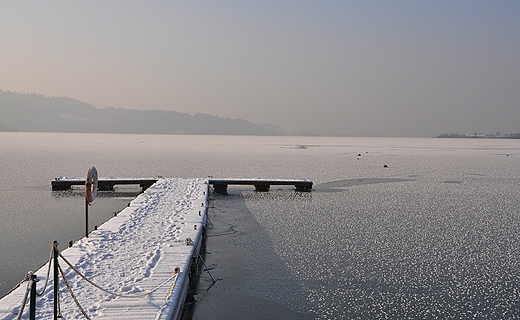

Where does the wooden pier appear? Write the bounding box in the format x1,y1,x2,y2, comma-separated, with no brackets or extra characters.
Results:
208,178,313,194
51,178,313,194
51,177,159,191
2,178,209,320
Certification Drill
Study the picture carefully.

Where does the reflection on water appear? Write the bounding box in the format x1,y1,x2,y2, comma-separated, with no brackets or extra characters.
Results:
51,189,143,199
315,178,414,192
193,191,315,319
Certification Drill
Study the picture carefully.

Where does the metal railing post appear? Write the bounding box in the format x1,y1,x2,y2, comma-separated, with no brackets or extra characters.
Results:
53,241,59,320
85,198,89,238
29,273,38,320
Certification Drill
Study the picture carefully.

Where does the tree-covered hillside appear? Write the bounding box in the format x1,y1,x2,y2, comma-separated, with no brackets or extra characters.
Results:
0,90,280,135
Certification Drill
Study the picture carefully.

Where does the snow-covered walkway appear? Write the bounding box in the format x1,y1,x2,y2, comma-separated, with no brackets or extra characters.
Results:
0,178,209,320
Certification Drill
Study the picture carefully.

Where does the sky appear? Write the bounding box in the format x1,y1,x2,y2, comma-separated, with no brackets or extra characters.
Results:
1,1,519,136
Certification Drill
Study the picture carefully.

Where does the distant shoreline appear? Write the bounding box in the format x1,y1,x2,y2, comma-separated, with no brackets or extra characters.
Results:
436,132,520,139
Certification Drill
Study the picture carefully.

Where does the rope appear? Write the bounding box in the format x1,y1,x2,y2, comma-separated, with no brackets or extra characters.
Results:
11,245,53,319
205,214,213,229
15,277,31,320
198,254,216,284
161,273,179,307
150,273,178,298
58,261,91,320
53,244,177,299
36,245,54,296
155,272,179,318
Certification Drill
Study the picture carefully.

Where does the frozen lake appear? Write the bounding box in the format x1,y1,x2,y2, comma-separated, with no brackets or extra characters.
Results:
1,133,519,318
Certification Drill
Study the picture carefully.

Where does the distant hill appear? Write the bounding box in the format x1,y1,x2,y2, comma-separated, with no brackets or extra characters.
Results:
0,90,281,135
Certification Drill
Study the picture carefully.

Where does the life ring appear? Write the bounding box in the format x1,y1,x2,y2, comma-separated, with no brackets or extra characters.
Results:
85,166,98,203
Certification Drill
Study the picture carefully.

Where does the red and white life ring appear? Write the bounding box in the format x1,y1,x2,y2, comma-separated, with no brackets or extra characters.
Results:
85,166,98,203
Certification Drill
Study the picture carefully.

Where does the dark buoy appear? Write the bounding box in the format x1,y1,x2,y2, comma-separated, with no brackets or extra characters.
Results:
383,164,388,168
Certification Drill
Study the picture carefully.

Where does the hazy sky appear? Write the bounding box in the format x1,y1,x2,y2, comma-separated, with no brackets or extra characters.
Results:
1,1,519,136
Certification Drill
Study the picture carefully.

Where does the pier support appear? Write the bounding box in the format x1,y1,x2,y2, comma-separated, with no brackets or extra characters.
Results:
296,185,312,192
254,184,270,192
51,182,73,191
140,183,154,191
97,184,114,191
209,179,313,194
213,184,228,195
51,178,159,191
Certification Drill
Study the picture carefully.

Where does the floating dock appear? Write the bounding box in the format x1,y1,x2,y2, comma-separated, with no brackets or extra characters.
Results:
51,177,159,191
0,178,209,320
209,178,312,194
1,177,313,319
51,177,313,193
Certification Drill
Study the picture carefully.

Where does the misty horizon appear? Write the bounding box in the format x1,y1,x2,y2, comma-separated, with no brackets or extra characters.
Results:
1,89,520,138
1,1,519,136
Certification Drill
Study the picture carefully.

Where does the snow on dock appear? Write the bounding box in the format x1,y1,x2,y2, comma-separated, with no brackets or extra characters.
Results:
0,178,209,320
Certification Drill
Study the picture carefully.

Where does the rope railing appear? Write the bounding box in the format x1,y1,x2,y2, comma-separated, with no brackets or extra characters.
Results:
54,244,179,299
51,243,179,319
161,268,180,307
58,262,90,319
36,246,54,296
11,242,180,319
11,245,54,320
14,276,32,320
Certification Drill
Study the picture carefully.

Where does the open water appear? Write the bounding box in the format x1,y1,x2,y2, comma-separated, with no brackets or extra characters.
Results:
1,132,519,318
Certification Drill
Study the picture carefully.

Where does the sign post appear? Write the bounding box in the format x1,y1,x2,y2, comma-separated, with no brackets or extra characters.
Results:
85,197,89,238
85,166,98,238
